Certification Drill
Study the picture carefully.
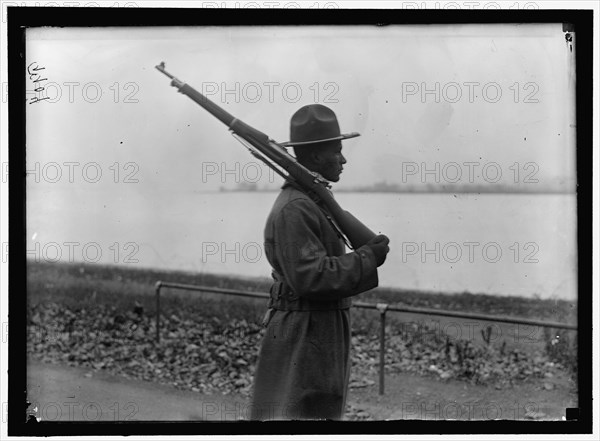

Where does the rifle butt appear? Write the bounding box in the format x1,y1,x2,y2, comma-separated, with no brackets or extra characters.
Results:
336,209,377,249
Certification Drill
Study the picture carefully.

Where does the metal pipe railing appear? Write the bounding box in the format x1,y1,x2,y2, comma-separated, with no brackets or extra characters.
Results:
351,300,577,330
376,303,388,395
154,281,577,395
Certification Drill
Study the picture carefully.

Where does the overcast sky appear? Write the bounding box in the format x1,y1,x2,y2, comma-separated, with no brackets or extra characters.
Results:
25,24,576,194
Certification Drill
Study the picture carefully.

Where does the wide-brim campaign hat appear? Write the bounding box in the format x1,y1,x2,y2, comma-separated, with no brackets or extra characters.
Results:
280,104,360,147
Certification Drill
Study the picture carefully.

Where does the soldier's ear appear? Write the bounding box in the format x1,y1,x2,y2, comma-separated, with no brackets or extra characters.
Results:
311,150,325,165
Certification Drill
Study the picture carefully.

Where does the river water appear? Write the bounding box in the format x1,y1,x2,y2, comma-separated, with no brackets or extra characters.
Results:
26,189,577,300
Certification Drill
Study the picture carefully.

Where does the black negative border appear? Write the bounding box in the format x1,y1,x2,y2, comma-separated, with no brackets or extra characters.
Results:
7,6,593,437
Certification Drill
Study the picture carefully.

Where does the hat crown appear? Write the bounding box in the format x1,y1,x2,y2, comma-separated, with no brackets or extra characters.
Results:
282,104,360,147
290,104,342,145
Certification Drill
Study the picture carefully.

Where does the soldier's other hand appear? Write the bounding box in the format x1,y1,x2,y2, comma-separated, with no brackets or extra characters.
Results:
366,234,390,267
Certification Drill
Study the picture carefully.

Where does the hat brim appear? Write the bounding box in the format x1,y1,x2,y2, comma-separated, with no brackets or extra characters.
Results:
280,132,360,147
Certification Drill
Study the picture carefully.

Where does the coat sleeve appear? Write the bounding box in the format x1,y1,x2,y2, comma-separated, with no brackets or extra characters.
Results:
270,197,379,301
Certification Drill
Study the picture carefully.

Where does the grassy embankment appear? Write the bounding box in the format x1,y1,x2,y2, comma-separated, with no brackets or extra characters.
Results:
26,261,578,398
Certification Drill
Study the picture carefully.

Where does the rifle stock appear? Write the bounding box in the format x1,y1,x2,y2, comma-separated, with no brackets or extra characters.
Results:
156,63,376,249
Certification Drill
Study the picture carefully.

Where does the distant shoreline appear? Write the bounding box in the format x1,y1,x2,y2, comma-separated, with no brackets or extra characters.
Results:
201,185,575,195
209,188,574,195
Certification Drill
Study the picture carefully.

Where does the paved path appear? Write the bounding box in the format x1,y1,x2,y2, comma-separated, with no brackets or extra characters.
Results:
27,360,248,422
27,360,577,422
351,369,577,421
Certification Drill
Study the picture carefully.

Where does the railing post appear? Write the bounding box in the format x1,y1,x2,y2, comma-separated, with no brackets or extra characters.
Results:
155,281,162,343
376,303,389,395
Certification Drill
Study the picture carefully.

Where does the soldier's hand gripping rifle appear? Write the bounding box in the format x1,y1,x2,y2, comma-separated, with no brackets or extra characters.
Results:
155,62,376,249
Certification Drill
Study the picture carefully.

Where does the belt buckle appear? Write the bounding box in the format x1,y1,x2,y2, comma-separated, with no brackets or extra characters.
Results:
287,288,299,301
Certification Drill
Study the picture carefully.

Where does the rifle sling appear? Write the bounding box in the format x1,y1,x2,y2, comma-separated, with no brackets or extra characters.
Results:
285,179,353,250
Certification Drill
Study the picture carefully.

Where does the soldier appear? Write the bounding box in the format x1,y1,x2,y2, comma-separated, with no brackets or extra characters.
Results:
250,104,390,420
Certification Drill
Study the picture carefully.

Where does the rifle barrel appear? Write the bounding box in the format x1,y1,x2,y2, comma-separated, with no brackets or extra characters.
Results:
155,62,175,79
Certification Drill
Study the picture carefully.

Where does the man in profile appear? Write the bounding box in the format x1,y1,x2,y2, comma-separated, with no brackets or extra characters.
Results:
250,104,390,421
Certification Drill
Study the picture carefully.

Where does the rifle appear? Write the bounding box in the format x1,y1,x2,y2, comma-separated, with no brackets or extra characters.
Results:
155,62,376,249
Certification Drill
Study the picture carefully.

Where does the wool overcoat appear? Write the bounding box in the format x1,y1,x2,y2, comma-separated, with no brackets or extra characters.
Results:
249,182,379,420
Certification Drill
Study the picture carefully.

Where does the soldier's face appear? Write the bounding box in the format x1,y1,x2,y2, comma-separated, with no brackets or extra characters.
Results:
316,141,347,182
